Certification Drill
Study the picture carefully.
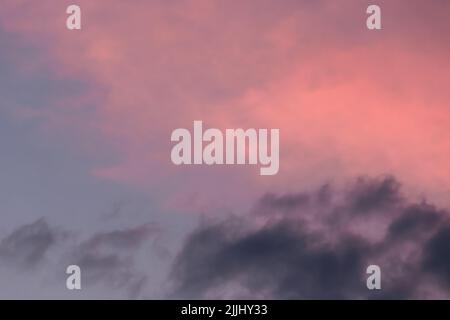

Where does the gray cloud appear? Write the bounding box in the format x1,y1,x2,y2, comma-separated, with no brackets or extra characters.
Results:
258,192,310,212
423,227,450,287
0,218,61,269
82,223,160,250
169,176,450,299
388,203,444,240
170,219,369,299
1,176,448,299
0,218,163,298
68,223,161,298
347,176,402,214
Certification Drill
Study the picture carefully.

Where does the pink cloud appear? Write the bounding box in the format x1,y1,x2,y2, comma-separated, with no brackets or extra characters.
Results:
2,0,450,210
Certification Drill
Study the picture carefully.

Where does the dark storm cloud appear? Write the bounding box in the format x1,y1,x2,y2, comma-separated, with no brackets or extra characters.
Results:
1,177,448,299
347,176,402,214
388,203,444,240
170,220,369,299
0,218,60,269
423,227,450,286
170,176,450,299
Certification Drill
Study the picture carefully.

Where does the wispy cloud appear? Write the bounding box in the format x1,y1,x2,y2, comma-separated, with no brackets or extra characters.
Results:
0,218,62,269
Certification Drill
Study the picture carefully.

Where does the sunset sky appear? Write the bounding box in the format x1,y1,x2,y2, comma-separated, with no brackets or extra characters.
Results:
0,0,449,299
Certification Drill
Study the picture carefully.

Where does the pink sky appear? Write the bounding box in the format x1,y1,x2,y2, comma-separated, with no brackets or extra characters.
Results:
1,0,450,212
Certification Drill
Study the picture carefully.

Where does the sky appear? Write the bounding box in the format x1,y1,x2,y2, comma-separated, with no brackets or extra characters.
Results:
0,0,449,299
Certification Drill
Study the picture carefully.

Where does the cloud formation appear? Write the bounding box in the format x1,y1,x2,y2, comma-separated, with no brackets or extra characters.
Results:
1,0,450,210
0,219,163,298
0,1,449,299
170,176,450,299
0,218,61,269
68,223,160,298
0,176,448,299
